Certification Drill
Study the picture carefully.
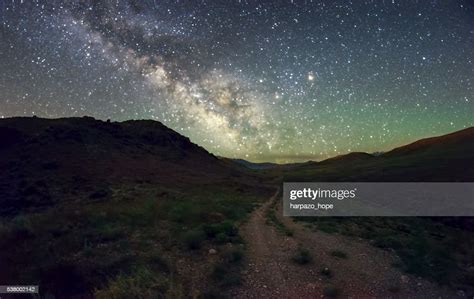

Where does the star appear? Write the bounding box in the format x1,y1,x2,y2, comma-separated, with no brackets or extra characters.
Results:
0,0,472,163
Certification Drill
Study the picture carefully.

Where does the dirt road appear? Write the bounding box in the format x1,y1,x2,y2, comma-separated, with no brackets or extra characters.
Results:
230,188,460,298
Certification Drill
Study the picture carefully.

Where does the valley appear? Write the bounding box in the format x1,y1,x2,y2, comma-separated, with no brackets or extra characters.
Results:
0,117,472,298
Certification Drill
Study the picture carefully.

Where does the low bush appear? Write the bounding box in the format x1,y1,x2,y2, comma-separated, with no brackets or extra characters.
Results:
182,229,206,250
322,285,339,298
89,189,109,200
217,233,232,244
203,221,238,239
329,250,347,259
211,263,242,287
95,266,169,299
292,248,312,265
320,267,332,278
224,248,244,264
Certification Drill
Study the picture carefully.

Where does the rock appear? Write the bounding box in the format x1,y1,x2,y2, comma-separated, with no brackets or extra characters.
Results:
400,275,409,283
208,248,217,255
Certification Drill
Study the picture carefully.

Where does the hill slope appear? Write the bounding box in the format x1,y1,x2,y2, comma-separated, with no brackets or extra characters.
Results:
283,127,474,182
0,116,257,214
386,127,474,157
0,116,272,297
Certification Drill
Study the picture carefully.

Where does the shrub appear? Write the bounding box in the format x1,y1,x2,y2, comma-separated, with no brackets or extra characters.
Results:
329,250,347,259
211,263,241,287
320,267,332,278
215,232,229,244
224,249,243,264
292,248,312,265
211,263,227,279
203,221,238,243
0,222,9,237
89,189,109,200
202,288,221,299
11,214,34,237
318,223,338,234
147,253,170,273
203,223,220,238
220,273,242,287
374,236,403,250
218,220,238,237
322,285,339,298
182,229,206,250
95,267,168,299
42,161,60,170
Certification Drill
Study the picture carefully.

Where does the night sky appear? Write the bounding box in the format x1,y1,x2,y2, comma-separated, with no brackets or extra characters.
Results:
1,0,473,162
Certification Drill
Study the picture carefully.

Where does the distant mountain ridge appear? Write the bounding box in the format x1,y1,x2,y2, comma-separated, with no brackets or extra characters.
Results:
0,116,472,215
283,127,474,182
385,127,474,156
233,126,474,169
229,159,313,170
230,159,279,170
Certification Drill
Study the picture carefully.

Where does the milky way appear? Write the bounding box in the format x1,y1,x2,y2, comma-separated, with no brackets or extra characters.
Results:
0,1,473,162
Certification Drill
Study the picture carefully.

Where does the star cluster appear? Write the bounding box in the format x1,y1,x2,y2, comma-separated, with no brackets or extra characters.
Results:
1,0,472,162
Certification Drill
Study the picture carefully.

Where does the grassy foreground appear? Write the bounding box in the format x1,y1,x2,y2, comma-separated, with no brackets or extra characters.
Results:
0,183,271,298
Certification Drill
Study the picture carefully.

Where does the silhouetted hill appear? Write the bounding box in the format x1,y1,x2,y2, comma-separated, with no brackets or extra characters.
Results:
0,117,274,298
283,127,474,182
224,158,314,170
318,152,374,165
386,127,474,157
231,159,280,170
1,117,472,216
0,116,257,214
